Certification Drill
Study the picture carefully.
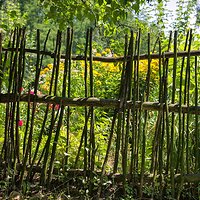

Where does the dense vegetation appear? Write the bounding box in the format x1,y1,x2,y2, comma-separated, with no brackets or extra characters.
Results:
0,0,200,199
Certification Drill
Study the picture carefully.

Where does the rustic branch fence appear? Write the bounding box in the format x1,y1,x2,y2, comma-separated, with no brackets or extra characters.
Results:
0,28,199,199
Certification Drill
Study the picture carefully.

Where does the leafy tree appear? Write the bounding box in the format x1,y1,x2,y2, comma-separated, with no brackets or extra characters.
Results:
0,0,26,33
39,0,162,29
173,0,197,33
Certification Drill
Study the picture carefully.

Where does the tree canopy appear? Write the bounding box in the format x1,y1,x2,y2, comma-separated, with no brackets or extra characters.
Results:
40,0,162,28
0,0,199,34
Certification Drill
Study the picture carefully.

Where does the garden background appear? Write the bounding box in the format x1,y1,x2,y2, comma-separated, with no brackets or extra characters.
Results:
0,0,200,199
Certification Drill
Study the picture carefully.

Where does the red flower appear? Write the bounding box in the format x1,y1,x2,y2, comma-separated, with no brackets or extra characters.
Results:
20,87,24,93
18,120,23,127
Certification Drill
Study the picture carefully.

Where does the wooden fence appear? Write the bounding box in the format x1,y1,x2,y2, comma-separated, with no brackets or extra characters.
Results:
0,28,199,199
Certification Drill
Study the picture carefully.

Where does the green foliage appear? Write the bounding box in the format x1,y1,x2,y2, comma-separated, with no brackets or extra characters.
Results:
173,0,197,33
38,0,163,29
0,0,200,199
0,0,26,33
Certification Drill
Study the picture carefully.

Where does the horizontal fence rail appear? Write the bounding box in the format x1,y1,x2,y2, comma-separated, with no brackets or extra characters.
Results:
0,93,200,114
2,47,200,62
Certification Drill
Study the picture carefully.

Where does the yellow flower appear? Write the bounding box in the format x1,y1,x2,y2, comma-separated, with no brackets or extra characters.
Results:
93,70,101,77
101,51,107,56
102,62,109,68
95,52,101,57
44,68,49,72
108,63,119,72
138,59,159,82
41,82,50,91
105,48,111,53
59,63,64,71
60,67,64,71
151,59,159,66
40,71,45,76
96,80,102,85
47,64,53,69
80,61,85,67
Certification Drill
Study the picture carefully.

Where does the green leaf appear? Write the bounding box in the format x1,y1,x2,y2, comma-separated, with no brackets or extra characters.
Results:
98,0,104,5
10,10,17,18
